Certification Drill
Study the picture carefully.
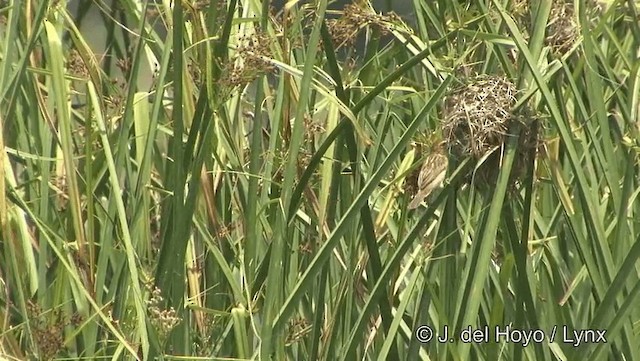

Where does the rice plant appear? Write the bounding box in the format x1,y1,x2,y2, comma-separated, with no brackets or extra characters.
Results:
1,0,639,360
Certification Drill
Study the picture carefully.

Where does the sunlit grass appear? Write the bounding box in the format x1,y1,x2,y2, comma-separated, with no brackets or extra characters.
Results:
1,0,639,360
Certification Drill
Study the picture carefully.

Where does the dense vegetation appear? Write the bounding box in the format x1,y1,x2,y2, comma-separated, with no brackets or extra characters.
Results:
1,0,639,360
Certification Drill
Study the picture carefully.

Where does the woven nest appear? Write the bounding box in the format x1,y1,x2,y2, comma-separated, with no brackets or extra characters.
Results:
442,75,538,190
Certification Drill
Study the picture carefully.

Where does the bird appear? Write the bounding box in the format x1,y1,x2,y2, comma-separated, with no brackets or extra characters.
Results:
408,148,449,210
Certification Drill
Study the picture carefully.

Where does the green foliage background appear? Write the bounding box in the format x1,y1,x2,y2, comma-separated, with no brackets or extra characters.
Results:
1,0,640,360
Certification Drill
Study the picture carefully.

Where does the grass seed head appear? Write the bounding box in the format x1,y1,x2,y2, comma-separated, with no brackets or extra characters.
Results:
512,0,604,57
217,30,276,96
546,1,580,55
327,2,400,50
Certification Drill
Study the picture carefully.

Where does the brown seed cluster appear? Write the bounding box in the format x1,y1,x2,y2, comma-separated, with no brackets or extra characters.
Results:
512,0,604,57
297,149,314,173
296,114,325,183
326,3,400,49
286,316,310,345
302,113,324,151
442,74,538,189
26,301,83,360
104,79,126,120
189,0,210,12
545,1,580,55
218,30,275,95
116,56,132,75
187,58,203,88
67,49,89,78
211,0,230,34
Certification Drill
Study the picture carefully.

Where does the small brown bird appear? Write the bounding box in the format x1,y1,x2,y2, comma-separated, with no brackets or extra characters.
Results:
408,150,449,209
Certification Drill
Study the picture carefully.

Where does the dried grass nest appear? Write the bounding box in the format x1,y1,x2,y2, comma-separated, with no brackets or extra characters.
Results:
441,74,539,190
